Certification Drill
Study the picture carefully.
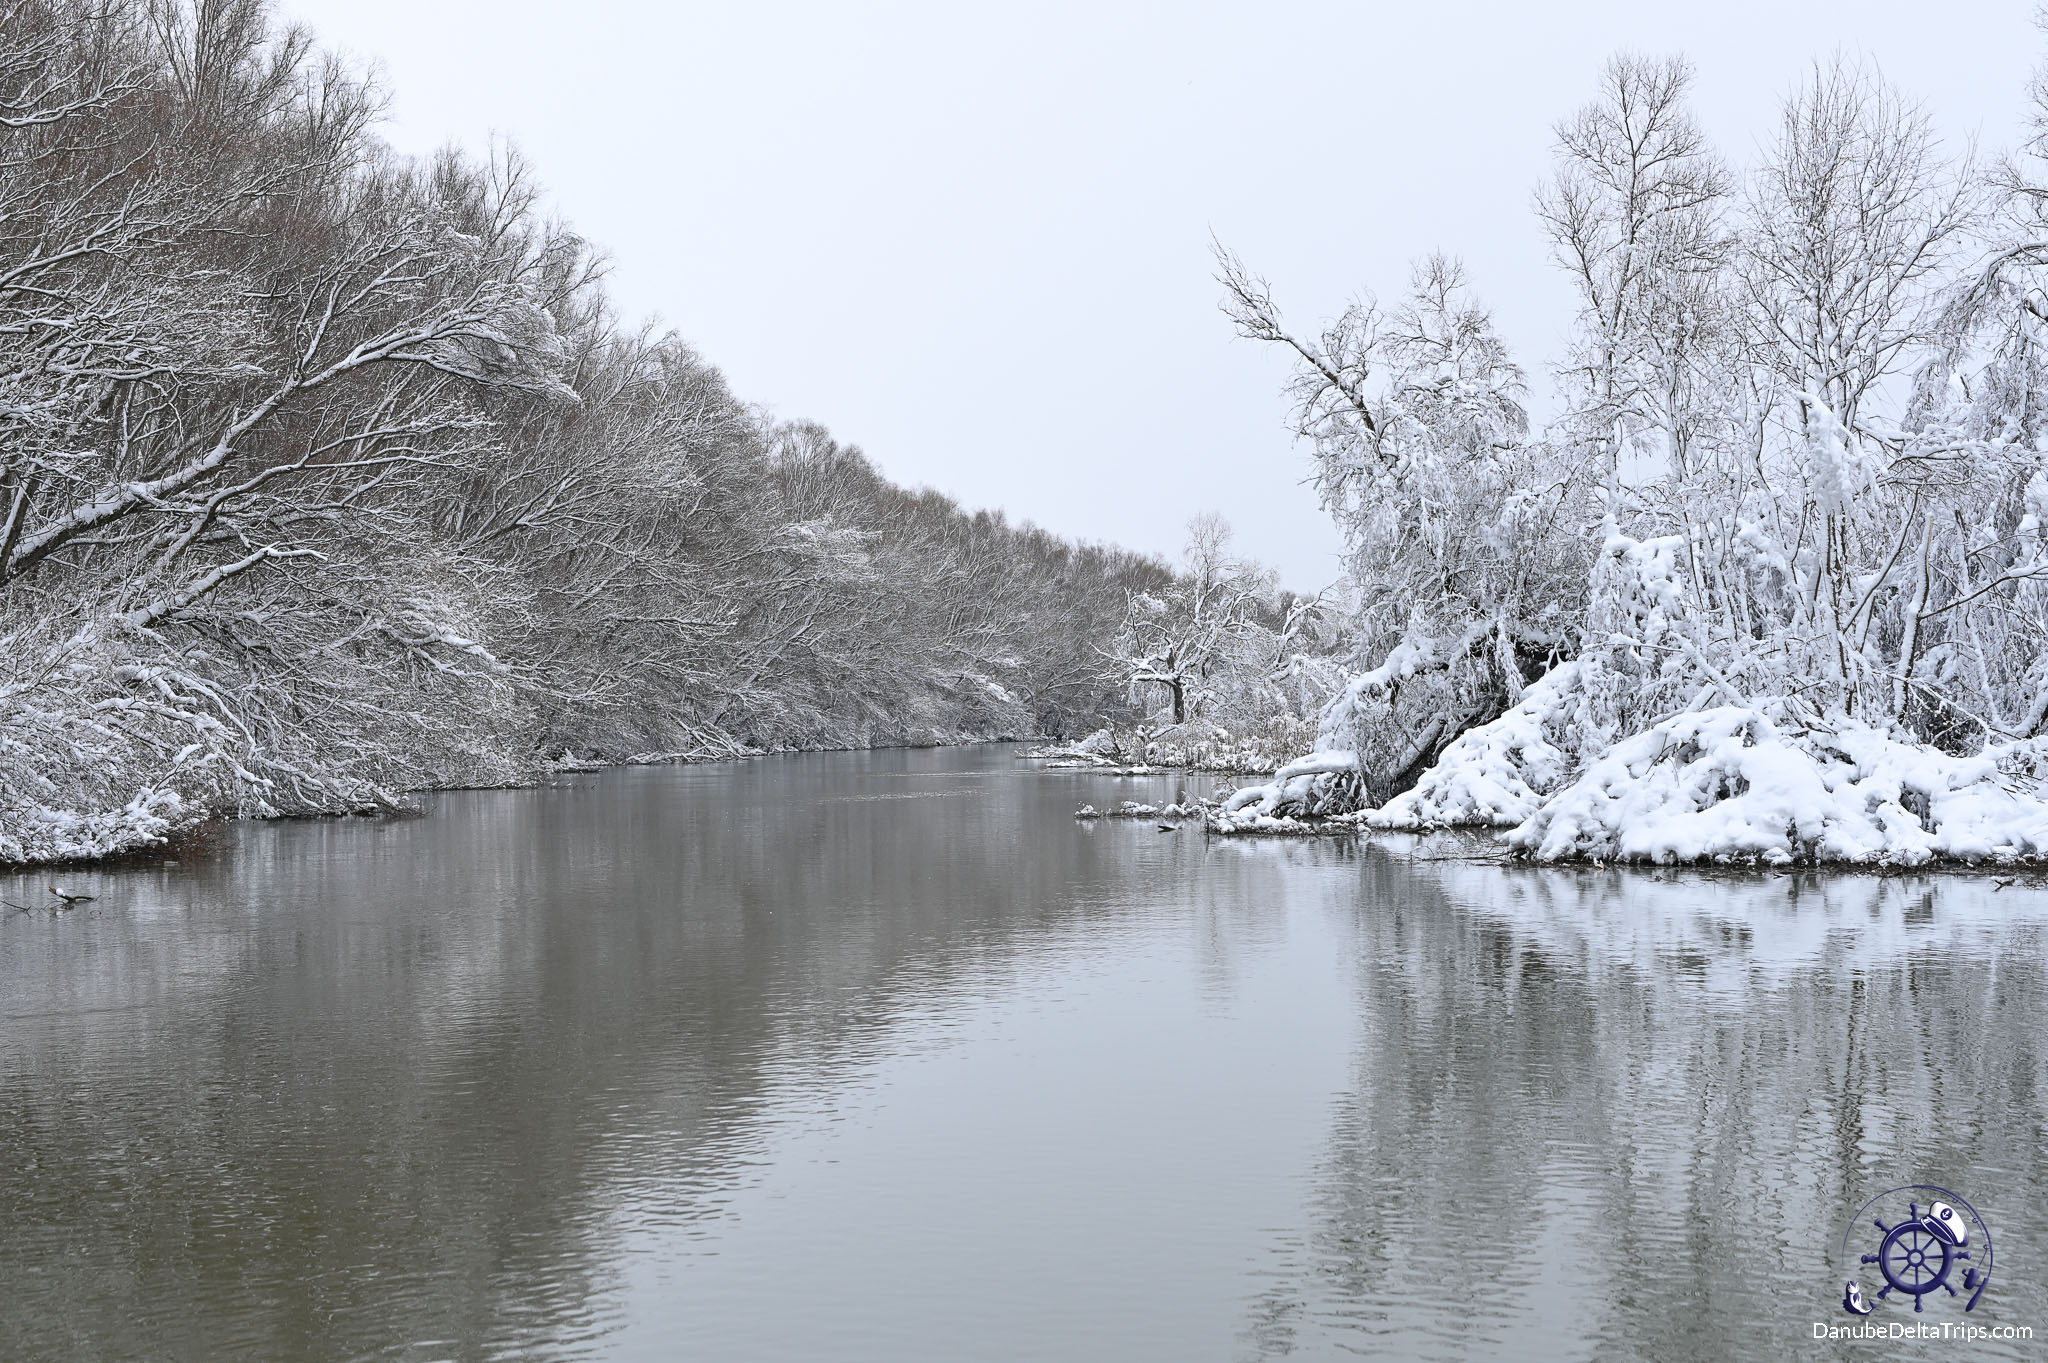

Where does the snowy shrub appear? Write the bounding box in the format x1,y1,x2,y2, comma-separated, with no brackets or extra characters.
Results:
1141,713,1323,774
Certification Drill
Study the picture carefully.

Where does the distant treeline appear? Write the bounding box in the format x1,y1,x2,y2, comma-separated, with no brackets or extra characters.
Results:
0,0,1168,861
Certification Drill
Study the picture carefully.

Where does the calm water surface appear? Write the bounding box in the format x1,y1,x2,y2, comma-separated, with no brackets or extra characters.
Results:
2,745,2045,1361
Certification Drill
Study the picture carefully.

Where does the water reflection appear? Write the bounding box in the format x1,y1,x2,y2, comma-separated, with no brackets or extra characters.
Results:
1251,854,2048,1362
0,749,2043,1361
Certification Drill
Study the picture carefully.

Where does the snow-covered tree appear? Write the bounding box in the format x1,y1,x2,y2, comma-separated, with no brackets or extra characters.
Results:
1113,514,1272,726
0,0,1166,863
1218,45,2048,864
1219,251,1595,806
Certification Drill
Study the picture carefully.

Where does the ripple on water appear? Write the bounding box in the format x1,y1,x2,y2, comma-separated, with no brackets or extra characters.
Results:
1,750,2045,1361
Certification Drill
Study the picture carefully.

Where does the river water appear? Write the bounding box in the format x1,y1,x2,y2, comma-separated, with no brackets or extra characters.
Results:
1,744,2044,1361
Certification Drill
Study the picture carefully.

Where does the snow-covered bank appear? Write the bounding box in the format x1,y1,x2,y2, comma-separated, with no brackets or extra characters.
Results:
1508,708,2048,865
1,730,1032,869
1211,671,2048,865
1200,48,2048,871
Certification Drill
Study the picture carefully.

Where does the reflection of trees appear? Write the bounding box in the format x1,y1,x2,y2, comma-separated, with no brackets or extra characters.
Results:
0,749,1250,1363
10,760,2045,1363
1249,858,2048,1363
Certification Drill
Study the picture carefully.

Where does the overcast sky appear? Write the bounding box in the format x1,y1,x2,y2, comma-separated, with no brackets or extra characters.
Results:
283,0,2040,590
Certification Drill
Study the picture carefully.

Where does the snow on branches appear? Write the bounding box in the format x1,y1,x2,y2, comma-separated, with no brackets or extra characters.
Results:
0,1,1165,863
1217,48,2048,864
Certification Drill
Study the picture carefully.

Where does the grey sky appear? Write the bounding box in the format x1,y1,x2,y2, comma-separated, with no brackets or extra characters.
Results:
284,0,2039,591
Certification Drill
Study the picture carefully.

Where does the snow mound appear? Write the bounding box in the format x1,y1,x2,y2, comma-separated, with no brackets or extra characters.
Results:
1370,663,1579,829
1073,728,1118,756
1075,800,1199,820
1508,706,2048,865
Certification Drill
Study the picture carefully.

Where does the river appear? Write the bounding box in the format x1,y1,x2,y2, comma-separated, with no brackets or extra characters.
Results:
1,744,2043,1360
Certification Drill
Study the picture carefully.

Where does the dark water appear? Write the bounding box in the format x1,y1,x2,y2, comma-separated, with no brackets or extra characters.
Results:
2,745,2045,1361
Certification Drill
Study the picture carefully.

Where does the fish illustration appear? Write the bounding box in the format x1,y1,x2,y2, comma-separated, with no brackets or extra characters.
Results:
1843,1279,1874,1316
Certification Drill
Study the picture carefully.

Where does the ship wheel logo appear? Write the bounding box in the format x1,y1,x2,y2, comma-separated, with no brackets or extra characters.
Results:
1838,1186,1993,1316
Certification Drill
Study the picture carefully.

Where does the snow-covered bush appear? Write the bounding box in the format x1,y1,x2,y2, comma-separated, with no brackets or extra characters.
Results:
1138,713,1323,774
1214,750,1365,826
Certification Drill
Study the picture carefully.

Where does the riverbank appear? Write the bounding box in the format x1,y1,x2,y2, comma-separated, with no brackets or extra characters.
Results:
1206,704,2048,868
0,730,1034,871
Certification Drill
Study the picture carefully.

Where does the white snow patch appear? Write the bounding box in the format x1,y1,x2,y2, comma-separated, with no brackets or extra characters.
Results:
1508,706,2048,865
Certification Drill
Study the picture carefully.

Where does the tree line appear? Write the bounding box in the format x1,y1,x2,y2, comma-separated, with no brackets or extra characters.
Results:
0,0,1176,862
